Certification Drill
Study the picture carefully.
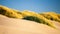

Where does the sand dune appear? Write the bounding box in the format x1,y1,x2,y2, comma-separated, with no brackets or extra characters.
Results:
0,15,60,34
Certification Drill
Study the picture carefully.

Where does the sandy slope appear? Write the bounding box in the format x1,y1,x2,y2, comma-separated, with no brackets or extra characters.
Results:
50,20,60,30
0,15,60,34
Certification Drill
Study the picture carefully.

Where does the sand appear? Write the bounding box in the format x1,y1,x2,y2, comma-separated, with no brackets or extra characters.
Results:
0,15,60,34
50,20,60,30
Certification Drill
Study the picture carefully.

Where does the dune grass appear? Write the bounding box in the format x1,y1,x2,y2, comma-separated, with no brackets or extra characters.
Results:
0,5,23,18
0,5,59,28
22,11,56,28
40,12,60,23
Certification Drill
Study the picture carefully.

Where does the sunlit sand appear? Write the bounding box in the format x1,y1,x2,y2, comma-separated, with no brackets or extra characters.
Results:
0,15,60,34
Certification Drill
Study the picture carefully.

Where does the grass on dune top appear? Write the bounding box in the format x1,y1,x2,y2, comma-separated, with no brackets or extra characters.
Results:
0,5,60,28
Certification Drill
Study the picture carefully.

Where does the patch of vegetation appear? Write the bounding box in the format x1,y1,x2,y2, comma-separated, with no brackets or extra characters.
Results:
57,14,60,19
23,16,41,23
40,12,60,23
0,6,23,18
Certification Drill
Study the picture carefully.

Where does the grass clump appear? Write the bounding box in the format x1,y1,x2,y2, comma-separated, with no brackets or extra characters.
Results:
40,12,60,23
22,11,56,28
0,5,23,18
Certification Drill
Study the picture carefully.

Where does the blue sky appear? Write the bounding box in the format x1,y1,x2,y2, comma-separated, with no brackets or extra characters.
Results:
0,0,60,13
